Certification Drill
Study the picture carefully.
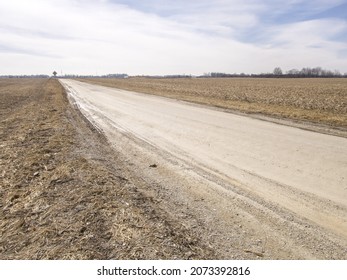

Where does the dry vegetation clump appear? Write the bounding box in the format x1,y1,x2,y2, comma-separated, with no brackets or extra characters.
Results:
0,78,216,259
80,77,347,127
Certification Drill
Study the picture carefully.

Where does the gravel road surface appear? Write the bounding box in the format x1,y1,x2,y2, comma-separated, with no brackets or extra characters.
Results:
60,79,347,259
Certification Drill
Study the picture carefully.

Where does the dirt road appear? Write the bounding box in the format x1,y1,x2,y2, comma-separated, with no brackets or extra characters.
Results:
60,79,347,259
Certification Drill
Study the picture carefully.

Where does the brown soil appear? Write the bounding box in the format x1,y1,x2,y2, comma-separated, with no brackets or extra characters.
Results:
0,78,216,259
79,77,347,128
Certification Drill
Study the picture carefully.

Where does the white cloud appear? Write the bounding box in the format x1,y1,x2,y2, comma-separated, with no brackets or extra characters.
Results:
0,0,346,75
268,19,347,48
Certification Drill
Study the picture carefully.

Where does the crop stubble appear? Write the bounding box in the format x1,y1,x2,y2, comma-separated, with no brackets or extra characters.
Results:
0,78,215,259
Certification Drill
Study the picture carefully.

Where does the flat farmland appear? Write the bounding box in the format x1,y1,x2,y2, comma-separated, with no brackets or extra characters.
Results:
0,78,215,259
2,78,346,259
80,78,347,128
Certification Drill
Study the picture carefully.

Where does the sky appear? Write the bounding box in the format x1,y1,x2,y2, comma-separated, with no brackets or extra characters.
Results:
0,0,347,76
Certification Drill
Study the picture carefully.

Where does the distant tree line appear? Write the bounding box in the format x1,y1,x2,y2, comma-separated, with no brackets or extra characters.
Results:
57,73,129,79
1,68,346,79
202,67,346,78
136,74,192,79
284,67,344,77
103,73,128,78
0,73,130,79
0,74,50,78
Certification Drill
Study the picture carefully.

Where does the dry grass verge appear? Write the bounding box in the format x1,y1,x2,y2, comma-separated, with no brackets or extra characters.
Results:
79,77,347,128
0,78,216,259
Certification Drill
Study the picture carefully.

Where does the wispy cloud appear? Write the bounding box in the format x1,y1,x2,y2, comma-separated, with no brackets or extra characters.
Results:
0,0,346,75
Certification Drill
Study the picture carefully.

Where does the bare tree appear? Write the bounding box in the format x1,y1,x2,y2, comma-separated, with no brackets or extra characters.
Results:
53,71,57,77
273,67,283,75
